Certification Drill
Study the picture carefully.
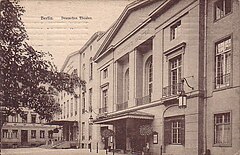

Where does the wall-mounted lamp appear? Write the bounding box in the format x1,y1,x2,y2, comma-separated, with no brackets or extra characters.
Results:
178,77,194,108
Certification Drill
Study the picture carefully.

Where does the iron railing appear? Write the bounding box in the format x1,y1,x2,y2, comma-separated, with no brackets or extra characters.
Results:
215,73,230,88
136,95,151,106
116,101,128,111
99,107,108,114
162,83,183,97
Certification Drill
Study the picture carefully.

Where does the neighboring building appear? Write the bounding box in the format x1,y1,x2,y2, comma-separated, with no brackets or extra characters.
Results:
52,0,240,154
205,0,240,155
1,109,58,148
49,31,104,149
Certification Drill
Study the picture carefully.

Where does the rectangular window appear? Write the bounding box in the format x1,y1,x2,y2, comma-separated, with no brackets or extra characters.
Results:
31,114,36,123
89,60,93,80
71,98,73,116
169,55,182,95
61,104,63,119
82,122,85,140
214,112,231,145
40,130,45,138
164,116,185,145
170,21,181,40
89,88,92,112
12,130,18,139
100,89,108,113
12,115,18,123
75,97,78,116
48,130,53,138
103,68,108,79
64,102,66,119
31,130,36,139
22,113,27,123
82,92,86,114
89,124,93,140
3,130,8,138
67,100,69,118
215,0,232,20
215,37,231,88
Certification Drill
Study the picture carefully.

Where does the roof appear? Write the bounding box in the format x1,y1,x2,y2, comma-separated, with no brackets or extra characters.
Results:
61,31,104,72
94,0,179,62
93,0,159,61
93,110,154,124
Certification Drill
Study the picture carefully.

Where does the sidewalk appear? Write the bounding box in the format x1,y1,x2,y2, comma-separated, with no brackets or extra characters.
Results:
0,148,128,155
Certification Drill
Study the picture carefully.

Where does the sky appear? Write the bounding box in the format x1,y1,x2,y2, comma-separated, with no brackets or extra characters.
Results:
20,0,133,70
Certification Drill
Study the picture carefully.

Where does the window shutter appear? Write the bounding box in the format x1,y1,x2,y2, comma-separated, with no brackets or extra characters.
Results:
164,120,171,145
181,119,185,145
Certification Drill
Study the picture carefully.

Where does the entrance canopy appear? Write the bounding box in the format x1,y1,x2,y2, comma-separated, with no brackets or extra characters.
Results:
46,120,78,126
93,111,154,124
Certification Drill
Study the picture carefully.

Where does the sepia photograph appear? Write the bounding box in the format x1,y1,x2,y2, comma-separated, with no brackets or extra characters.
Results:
0,0,240,155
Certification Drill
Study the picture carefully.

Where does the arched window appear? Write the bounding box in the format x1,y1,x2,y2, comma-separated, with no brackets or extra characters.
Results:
145,56,153,99
124,69,129,102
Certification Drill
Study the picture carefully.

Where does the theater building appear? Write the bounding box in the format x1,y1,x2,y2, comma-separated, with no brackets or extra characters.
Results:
91,0,240,155
53,0,239,154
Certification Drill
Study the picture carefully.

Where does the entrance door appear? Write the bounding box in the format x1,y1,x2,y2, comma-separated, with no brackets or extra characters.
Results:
21,130,28,145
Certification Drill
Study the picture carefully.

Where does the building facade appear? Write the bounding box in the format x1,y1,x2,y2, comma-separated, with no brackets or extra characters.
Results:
1,109,58,148
55,0,240,154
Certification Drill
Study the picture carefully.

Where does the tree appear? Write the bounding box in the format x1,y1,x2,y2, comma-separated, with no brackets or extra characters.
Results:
0,0,84,123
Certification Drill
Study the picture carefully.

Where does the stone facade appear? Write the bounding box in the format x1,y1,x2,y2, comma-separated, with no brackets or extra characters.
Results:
54,0,240,155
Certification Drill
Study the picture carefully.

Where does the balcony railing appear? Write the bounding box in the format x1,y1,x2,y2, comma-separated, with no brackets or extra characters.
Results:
136,95,151,106
116,101,128,111
162,83,183,97
215,73,230,88
99,107,108,114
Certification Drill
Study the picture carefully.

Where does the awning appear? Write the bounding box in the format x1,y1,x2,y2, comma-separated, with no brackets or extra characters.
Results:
93,111,154,124
46,120,78,125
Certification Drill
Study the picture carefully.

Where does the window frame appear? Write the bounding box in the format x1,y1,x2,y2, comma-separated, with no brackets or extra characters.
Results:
40,130,45,139
2,129,8,138
31,114,37,123
82,92,86,114
89,88,93,111
124,69,129,102
31,130,36,139
74,96,78,116
214,0,232,21
170,20,181,40
213,112,232,147
164,115,185,145
146,56,153,97
214,36,232,89
103,68,108,79
89,58,93,80
12,130,18,139
169,55,182,95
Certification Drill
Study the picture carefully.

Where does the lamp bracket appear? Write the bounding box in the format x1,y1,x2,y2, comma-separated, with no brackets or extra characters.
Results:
182,77,194,90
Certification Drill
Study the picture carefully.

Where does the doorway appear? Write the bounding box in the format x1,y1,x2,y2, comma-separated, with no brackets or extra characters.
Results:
21,130,28,145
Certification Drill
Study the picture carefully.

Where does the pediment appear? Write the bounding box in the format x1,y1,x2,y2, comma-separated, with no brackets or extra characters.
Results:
95,0,164,60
